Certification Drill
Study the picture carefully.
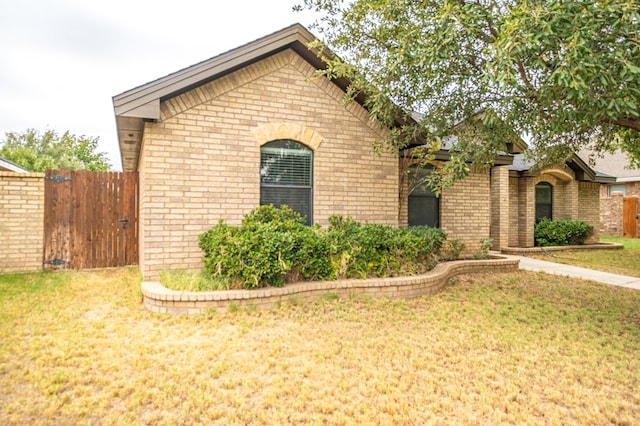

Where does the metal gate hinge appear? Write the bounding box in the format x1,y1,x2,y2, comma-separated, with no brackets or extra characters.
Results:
44,258,69,266
46,175,71,183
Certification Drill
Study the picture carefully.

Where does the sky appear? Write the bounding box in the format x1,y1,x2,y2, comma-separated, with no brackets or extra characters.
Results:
0,0,321,170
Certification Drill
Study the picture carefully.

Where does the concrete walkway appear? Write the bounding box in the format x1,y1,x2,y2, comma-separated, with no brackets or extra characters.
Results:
515,255,640,290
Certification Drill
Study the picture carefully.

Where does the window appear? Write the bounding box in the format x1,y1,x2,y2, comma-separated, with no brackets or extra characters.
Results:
260,140,313,224
535,182,553,222
608,184,626,196
408,165,439,227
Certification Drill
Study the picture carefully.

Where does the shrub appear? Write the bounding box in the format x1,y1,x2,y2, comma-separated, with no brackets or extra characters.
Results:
534,218,593,247
326,217,446,279
440,239,466,261
474,238,493,259
199,207,447,289
199,207,332,288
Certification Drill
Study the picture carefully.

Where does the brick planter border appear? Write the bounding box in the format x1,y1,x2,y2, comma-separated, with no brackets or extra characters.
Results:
142,255,520,314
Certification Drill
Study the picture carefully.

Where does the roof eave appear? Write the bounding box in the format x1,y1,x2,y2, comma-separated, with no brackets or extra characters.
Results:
114,24,330,172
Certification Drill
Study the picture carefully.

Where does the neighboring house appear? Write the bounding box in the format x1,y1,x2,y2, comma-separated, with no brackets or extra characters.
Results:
0,157,29,173
113,24,604,279
580,150,640,236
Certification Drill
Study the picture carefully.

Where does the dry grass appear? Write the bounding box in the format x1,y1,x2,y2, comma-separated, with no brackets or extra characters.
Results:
1,268,639,425
527,236,640,277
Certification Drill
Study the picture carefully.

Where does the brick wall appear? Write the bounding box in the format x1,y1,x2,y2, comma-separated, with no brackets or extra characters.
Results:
600,182,640,236
577,181,600,242
490,166,510,250
509,170,601,246
440,169,491,254
510,176,535,247
138,49,398,279
600,193,624,235
0,172,44,273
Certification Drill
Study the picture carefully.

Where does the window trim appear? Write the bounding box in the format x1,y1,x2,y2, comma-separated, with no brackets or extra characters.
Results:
259,139,313,224
608,184,626,196
535,181,553,223
407,164,440,228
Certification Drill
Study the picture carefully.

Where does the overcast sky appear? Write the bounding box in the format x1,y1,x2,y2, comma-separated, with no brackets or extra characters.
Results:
0,0,321,170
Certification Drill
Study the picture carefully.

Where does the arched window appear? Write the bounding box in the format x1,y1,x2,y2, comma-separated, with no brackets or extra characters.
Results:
408,165,439,227
535,182,553,222
260,140,313,224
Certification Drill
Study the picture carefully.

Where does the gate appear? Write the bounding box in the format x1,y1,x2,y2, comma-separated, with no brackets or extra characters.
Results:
623,196,638,238
44,170,138,269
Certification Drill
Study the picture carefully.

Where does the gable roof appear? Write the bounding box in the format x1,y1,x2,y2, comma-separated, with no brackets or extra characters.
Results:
578,149,640,182
508,152,609,183
113,24,350,172
0,156,29,173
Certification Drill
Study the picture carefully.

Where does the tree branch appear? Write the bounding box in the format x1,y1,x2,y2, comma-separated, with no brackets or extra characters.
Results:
610,118,640,132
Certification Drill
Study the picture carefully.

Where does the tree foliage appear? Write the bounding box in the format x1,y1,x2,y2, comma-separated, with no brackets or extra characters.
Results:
0,129,111,172
296,0,640,185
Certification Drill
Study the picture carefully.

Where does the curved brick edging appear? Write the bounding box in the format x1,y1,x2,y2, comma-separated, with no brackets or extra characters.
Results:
142,255,520,314
501,242,623,255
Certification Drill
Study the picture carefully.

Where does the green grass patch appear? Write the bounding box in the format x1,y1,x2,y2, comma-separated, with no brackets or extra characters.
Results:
602,235,640,250
159,269,231,291
527,236,640,277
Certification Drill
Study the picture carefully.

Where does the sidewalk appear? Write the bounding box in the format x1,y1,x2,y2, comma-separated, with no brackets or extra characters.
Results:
516,256,640,290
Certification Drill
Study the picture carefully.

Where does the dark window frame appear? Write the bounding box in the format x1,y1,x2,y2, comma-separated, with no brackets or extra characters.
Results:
260,139,313,224
535,182,553,223
408,165,440,228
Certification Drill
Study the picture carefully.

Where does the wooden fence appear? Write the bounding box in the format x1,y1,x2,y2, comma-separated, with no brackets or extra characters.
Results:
623,196,638,238
44,170,138,269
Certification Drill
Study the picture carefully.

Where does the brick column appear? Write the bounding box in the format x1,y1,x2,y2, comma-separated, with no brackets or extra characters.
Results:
490,166,510,250
519,177,535,247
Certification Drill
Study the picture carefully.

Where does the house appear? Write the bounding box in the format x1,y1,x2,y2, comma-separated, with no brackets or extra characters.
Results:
0,157,29,173
113,24,604,279
580,150,640,237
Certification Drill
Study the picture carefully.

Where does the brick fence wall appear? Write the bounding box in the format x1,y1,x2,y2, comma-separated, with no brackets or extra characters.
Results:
0,172,45,273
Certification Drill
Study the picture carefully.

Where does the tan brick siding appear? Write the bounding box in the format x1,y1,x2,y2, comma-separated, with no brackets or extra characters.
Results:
490,166,510,250
509,171,601,246
440,169,491,255
600,193,624,235
508,177,520,247
577,181,600,242
138,49,398,279
0,172,44,273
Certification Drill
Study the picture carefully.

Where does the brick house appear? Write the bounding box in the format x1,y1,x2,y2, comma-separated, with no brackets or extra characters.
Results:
113,24,604,279
580,150,640,236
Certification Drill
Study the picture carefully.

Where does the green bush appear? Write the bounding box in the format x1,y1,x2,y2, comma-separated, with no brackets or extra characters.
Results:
199,207,332,288
199,207,447,289
534,218,593,247
325,216,446,279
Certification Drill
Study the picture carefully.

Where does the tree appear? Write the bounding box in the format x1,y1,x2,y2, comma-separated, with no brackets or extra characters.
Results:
0,129,111,172
296,0,640,188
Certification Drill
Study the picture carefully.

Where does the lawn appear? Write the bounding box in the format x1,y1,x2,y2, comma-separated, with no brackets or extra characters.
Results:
526,236,640,277
1,268,639,425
